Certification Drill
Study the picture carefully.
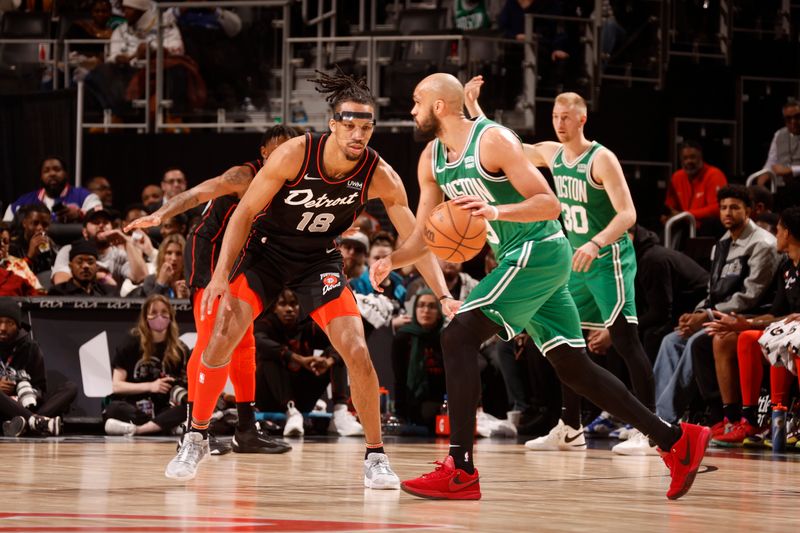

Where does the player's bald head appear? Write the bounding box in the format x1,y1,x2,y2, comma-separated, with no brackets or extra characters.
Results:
415,73,464,115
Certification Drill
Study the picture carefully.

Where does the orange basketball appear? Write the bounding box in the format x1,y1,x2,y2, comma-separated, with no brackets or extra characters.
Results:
423,199,488,263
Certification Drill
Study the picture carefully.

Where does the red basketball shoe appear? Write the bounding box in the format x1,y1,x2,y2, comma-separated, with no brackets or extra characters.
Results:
401,456,481,500
659,422,712,500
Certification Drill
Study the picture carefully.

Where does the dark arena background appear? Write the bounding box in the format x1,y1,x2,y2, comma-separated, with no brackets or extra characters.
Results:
1,1,799,531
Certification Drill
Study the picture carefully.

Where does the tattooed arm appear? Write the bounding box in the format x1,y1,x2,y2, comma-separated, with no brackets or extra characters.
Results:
124,165,255,231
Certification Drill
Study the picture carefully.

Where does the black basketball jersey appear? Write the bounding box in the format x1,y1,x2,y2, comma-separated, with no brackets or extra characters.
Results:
185,159,262,288
244,132,380,262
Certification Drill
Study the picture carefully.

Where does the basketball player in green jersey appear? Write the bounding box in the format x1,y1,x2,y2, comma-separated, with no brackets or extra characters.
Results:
465,77,658,456
370,73,711,501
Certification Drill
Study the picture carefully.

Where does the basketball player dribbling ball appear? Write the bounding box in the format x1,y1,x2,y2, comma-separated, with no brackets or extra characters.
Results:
126,125,299,457
465,76,659,456
369,73,711,501
163,70,457,485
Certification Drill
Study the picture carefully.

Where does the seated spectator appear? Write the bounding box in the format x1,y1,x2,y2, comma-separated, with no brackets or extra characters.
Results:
103,295,189,435
756,98,800,206
85,0,195,118
654,185,780,425
86,176,114,209
161,168,187,203
3,156,101,223
52,207,147,286
663,140,728,234
254,288,362,438
405,259,478,316
0,299,78,437
352,213,380,239
629,224,709,358
126,234,189,298
350,232,406,309
341,230,369,280
123,203,147,226
141,184,163,211
0,223,41,296
391,290,446,430
704,206,800,445
749,185,773,222
9,204,58,275
159,214,188,240
48,240,120,296
63,0,114,81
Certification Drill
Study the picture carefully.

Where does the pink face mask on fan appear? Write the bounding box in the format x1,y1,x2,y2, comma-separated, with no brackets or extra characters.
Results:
147,316,171,332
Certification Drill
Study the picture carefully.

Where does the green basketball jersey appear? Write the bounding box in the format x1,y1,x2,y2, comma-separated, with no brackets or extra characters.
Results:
551,142,622,248
454,0,490,30
431,117,562,261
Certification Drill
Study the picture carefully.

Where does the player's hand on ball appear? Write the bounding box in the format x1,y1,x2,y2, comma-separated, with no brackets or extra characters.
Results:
124,213,162,232
369,256,393,292
453,195,498,220
440,297,461,319
572,242,598,272
201,273,230,318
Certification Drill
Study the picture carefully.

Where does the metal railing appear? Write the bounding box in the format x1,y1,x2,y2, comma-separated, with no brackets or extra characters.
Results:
664,211,696,250
746,169,778,193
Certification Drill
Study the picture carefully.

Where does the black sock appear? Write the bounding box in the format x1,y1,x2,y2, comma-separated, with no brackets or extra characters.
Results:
365,446,384,459
186,402,193,427
723,403,741,422
742,405,758,427
236,402,255,431
189,426,208,439
449,445,475,475
440,311,502,477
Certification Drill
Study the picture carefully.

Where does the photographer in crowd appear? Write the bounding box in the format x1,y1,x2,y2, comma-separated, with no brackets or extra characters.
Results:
103,295,189,435
0,299,77,437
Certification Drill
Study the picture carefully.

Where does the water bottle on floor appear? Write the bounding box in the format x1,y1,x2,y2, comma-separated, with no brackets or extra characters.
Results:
772,404,787,452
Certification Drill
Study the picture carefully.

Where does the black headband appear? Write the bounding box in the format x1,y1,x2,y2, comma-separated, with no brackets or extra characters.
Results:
334,111,376,125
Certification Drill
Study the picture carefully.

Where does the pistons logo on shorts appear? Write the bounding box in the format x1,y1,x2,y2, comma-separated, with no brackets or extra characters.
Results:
320,272,342,295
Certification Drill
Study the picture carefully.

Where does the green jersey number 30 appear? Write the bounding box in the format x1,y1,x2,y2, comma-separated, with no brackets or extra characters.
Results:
560,203,589,234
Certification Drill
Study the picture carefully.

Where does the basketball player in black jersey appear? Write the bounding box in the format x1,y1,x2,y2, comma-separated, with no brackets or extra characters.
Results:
163,70,457,485
126,125,299,456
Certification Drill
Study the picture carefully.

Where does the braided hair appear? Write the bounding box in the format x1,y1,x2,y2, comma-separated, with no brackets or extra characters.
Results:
310,68,376,112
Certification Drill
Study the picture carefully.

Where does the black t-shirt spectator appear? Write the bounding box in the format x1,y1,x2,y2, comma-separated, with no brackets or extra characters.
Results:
110,333,188,412
48,280,119,296
770,256,800,316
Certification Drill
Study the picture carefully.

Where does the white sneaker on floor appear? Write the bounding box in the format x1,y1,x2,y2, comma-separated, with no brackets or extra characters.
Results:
329,404,364,436
283,401,304,437
165,431,210,480
363,453,400,490
524,419,586,451
611,429,659,456
104,418,136,436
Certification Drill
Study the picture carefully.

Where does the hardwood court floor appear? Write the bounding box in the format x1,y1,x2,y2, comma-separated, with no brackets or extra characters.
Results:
2,435,799,532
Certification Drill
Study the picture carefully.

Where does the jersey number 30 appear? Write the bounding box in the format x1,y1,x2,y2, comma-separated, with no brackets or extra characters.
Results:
560,203,589,234
296,211,334,232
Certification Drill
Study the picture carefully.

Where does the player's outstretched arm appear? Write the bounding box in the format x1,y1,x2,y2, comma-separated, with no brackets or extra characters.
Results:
124,165,254,232
369,158,453,313
200,140,302,316
523,141,560,168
